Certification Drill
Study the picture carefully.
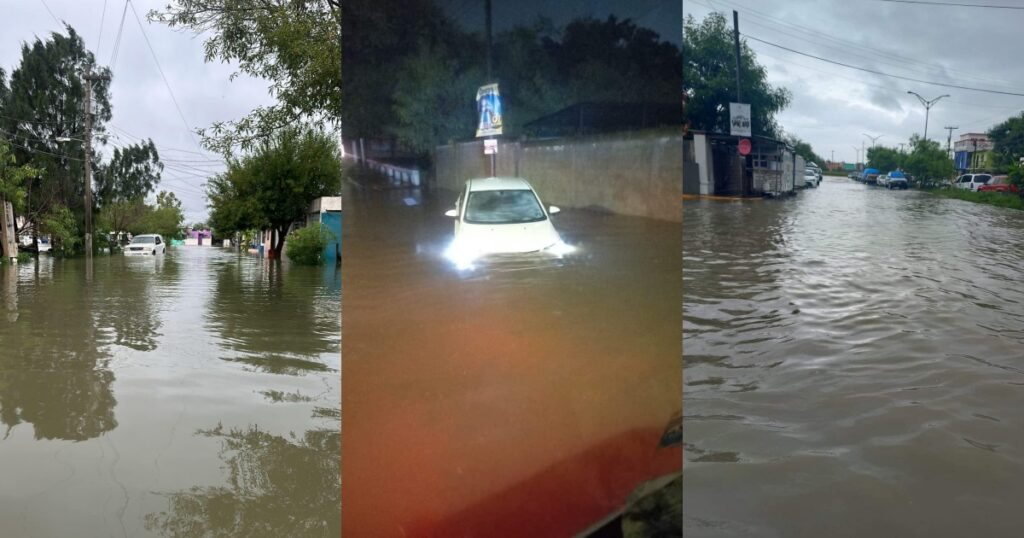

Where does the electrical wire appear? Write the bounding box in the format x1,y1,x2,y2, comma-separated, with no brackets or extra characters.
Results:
109,1,130,70
877,0,1024,8
38,0,62,26
96,0,109,58
126,0,201,150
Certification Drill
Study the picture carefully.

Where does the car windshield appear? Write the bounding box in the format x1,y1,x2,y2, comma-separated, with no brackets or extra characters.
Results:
131,236,156,244
465,189,546,224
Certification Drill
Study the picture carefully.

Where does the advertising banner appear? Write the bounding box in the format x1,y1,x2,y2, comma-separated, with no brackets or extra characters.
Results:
476,83,503,137
729,102,751,137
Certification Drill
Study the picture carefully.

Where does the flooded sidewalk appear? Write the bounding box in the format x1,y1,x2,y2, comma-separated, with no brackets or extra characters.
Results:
341,185,681,537
0,247,340,536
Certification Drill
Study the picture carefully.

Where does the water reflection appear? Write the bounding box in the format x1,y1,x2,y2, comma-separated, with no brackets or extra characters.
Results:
0,259,117,441
143,423,340,537
205,258,339,375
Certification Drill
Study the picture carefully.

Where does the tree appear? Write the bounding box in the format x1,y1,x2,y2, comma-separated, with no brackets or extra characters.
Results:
683,13,791,137
2,27,112,244
988,112,1024,170
866,145,905,173
138,191,185,239
903,134,953,182
97,198,148,241
151,0,341,152
786,135,827,168
95,140,163,207
207,128,341,258
0,139,41,214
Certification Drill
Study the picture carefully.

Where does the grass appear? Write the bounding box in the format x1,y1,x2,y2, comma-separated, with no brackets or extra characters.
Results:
926,188,1024,211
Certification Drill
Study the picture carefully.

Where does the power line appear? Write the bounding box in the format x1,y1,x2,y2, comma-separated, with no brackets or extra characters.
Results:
37,0,62,26
96,0,109,58
109,1,129,69
742,33,1024,97
877,0,1024,8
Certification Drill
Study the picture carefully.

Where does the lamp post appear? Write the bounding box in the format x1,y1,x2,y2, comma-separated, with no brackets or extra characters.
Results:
851,145,861,170
907,91,949,142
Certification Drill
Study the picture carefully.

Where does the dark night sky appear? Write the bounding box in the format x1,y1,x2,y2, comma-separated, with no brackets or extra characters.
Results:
439,0,681,47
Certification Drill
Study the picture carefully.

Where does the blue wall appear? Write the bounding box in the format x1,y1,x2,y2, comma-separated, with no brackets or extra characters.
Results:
321,211,342,263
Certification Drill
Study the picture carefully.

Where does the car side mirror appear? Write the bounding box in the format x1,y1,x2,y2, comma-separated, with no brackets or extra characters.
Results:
548,205,561,214
445,209,458,218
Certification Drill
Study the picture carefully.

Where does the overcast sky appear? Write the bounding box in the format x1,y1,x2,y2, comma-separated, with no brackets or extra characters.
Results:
684,0,1024,164
1,0,277,222
441,0,681,46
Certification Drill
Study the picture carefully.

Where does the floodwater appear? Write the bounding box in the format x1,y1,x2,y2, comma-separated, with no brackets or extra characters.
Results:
341,185,682,537
684,177,1024,536
0,247,339,537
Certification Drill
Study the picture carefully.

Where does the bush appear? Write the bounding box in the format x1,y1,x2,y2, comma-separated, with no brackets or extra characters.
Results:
40,205,82,257
285,223,337,265
1,252,32,265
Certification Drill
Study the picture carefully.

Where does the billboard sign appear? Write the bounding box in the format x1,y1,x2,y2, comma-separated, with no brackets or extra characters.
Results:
729,102,751,137
476,83,504,137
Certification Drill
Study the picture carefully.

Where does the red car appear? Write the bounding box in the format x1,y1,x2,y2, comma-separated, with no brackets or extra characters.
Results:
978,175,1019,193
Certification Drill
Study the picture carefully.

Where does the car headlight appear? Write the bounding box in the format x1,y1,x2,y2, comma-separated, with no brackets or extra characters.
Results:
444,240,482,270
547,240,575,257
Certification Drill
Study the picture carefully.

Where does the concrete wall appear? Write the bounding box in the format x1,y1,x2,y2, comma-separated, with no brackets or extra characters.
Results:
435,129,682,222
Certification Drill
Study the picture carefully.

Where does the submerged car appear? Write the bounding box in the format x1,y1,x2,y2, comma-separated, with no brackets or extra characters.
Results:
884,171,909,190
124,234,166,256
444,177,572,269
803,169,818,188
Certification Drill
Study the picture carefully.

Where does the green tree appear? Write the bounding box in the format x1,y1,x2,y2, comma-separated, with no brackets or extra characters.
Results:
0,139,41,214
683,13,791,137
207,128,341,258
95,140,163,207
988,112,1024,170
866,145,905,173
786,135,827,168
2,27,112,244
903,134,953,183
137,191,185,239
97,198,147,241
151,0,341,151
40,204,81,257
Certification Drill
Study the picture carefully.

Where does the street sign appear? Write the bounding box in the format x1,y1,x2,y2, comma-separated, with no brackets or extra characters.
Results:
484,139,498,155
738,138,751,155
729,102,751,137
475,83,504,137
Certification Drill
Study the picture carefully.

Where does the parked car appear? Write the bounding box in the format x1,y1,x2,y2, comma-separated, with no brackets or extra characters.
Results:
124,234,166,256
806,162,823,182
861,168,880,184
977,175,1019,194
877,173,890,187
885,171,909,190
803,169,819,188
955,173,992,191
444,177,572,269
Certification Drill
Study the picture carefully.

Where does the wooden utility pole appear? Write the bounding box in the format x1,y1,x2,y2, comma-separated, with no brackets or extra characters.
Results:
733,11,742,102
944,125,958,159
83,68,110,259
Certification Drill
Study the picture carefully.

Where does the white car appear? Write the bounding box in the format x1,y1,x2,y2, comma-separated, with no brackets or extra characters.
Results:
444,177,573,269
124,234,166,256
954,173,992,192
803,169,818,187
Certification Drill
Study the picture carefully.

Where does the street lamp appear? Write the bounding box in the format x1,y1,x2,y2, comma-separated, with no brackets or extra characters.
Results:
907,91,949,142
863,133,884,147
851,145,861,169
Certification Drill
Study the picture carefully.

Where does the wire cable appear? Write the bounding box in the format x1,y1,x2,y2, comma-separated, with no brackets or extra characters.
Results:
877,0,1024,8
96,0,109,58
38,0,62,26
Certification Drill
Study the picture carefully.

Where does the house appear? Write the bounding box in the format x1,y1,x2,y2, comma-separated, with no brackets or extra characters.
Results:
684,131,800,196
953,133,994,172
184,229,214,246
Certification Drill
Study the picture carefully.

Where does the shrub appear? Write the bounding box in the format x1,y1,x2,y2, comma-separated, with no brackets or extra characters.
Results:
40,205,82,257
285,223,337,265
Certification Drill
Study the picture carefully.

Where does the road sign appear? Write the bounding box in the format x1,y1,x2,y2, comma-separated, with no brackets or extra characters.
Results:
738,138,751,155
476,83,504,137
729,102,751,137
484,139,498,155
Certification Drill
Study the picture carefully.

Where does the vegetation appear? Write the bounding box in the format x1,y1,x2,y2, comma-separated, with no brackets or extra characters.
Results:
866,135,953,185
0,139,40,214
207,128,341,258
683,12,791,138
928,188,1024,211
988,112,1024,171
785,134,826,167
40,204,81,257
285,223,337,265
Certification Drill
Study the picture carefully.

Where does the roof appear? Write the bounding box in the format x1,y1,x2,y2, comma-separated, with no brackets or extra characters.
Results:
466,177,533,191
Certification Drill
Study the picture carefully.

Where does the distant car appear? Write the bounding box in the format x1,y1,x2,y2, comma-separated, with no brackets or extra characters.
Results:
124,234,166,256
977,175,1018,194
848,172,860,180
861,168,881,184
444,177,572,269
955,173,992,191
803,169,818,187
885,171,909,190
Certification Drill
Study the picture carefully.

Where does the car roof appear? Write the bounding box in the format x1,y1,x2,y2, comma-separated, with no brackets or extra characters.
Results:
465,177,533,191
133,234,161,238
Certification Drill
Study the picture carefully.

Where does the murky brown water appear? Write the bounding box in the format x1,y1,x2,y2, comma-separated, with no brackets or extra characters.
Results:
0,248,339,537
341,185,681,537
684,177,1024,536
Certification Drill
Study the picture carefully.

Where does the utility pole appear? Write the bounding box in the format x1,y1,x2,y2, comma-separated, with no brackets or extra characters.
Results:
944,125,958,159
83,68,110,260
733,11,742,102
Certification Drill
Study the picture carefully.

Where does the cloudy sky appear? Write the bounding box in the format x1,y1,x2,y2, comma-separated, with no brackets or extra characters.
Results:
1,0,277,222
441,0,681,46
684,0,1024,164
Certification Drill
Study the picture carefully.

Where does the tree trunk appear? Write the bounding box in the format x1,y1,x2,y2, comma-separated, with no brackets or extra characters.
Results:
270,226,287,259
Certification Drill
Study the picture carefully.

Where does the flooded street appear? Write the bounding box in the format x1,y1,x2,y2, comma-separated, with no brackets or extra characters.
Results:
341,185,681,537
0,248,340,537
684,177,1024,536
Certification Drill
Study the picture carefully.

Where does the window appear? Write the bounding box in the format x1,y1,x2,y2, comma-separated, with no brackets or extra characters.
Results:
464,190,546,224
976,175,992,183
155,237,162,244
131,236,156,244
